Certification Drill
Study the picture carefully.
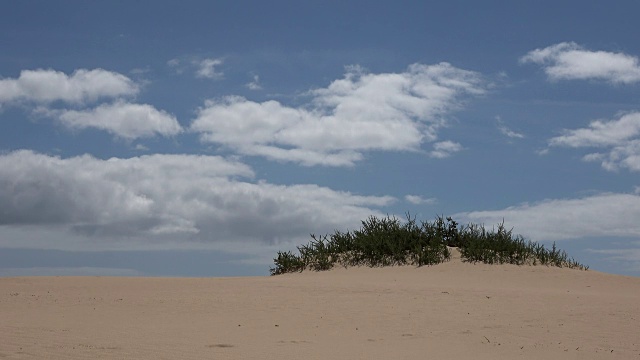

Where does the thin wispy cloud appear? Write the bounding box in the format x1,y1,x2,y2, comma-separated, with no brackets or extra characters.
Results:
246,75,262,90
521,42,640,84
429,141,463,158
587,248,640,272
191,63,484,166
549,112,640,172
167,57,224,79
167,58,183,72
496,116,525,139
405,195,436,205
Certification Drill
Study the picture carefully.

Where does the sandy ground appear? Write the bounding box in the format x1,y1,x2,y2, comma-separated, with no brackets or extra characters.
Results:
1,256,639,359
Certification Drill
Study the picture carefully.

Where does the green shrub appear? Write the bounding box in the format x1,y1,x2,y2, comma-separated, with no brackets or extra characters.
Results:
269,214,588,275
270,250,305,275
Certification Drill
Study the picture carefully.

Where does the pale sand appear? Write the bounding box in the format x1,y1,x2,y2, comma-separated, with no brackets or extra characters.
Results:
1,257,639,359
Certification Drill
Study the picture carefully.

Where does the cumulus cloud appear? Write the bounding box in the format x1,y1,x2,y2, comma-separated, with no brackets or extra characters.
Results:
0,68,139,104
194,58,224,79
191,63,484,166
47,101,183,140
457,192,640,242
520,42,640,84
549,112,640,172
0,151,394,250
405,195,436,205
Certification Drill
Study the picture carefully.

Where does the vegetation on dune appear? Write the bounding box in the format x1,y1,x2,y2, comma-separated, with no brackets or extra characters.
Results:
270,214,588,275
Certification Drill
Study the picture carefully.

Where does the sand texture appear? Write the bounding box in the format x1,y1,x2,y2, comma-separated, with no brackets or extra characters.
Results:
1,258,639,359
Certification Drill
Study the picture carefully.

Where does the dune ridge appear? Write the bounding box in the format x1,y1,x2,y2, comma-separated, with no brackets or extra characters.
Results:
1,259,639,359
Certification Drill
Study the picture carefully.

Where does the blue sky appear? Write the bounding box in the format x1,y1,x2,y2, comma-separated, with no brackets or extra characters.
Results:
1,1,640,277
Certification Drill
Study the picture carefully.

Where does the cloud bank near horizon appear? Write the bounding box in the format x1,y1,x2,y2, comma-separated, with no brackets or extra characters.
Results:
0,150,393,251
458,192,640,242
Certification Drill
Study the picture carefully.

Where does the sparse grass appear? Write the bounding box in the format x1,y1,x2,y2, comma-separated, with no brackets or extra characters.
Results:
457,221,588,270
270,214,588,275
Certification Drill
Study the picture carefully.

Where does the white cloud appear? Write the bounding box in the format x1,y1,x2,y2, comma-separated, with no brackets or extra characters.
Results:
191,63,484,166
50,101,183,140
549,112,640,172
0,68,138,104
194,58,224,79
457,192,640,242
496,116,525,139
167,57,224,79
549,112,640,147
498,126,524,139
405,195,436,205
429,141,463,158
246,75,262,90
0,151,394,251
167,59,186,76
520,42,640,84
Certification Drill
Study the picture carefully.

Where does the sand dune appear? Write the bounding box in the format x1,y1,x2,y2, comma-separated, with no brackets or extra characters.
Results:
1,258,639,359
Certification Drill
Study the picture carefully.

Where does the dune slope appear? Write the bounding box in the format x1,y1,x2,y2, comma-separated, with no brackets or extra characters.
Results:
1,260,639,359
